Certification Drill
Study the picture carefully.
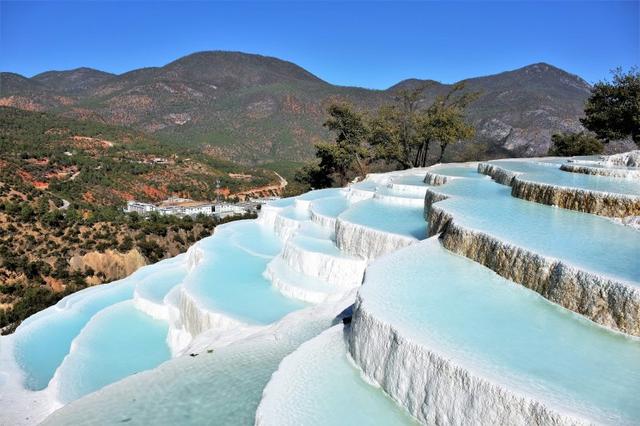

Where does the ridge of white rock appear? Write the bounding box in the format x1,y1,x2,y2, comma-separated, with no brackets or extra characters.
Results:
335,216,418,260
424,183,640,336
256,325,417,426
560,162,640,179
600,150,640,167
349,238,640,425
3,154,639,426
479,160,640,217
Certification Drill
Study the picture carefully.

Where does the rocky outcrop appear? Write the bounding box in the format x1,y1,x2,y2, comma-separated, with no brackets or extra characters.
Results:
349,300,585,426
425,188,640,336
600,150,640,167
68,249,146,282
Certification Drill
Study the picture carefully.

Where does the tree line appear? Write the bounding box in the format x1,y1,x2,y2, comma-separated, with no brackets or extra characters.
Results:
296,83,479,188
549,68,639,156
296,67,639,189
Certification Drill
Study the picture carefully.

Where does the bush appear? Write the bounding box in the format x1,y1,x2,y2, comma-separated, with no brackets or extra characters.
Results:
548,132,604,156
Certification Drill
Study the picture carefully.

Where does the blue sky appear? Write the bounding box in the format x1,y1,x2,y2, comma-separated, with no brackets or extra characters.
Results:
1,1,638,89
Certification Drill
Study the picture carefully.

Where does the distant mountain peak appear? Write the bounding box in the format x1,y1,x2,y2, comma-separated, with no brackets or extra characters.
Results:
386,78,443,92
31,67,115,94
0,51,592,163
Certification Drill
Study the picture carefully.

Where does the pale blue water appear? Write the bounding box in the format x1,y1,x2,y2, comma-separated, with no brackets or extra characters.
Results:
12,264,172,390
351,180,379,191
310,196,350,218
431,174,640,285
430,164,481,179
257,325,417,425
292,234,346,256
488,159,640,195
135,260,187,304
183,227,306,325
339,199,427,239
279,206,310,220
5,161,639,424
296,188,343,200
376,185,424,200
265,198,295,208
13,282,134,390
390,174,427,186
362,238,640,424
226,220,283,258
54,301,171,403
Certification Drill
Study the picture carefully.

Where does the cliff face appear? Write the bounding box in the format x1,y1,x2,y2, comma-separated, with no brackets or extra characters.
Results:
69,249,147,282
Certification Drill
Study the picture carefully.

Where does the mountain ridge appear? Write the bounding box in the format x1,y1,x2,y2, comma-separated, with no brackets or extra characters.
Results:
0,51,592,163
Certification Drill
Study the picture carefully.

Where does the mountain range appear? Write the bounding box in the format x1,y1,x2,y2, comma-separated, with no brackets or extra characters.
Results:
0,51,592,165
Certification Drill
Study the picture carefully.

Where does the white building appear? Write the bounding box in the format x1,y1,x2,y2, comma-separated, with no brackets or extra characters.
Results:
125,201,155,215
213,203,247,218
125,198,213,217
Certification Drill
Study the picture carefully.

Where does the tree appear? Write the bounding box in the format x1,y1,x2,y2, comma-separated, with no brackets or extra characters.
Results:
548,132,604,156
368,106,405,167
581,68,640,145
373,83,477,167
323,103,370,177
294,163,332,189
296,103,370,188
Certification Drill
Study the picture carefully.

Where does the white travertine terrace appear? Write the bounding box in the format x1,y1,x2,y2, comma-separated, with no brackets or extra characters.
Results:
1,154,638,426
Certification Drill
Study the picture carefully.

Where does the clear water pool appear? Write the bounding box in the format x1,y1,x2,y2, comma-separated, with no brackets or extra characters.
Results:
431,176,640,285
53,300,171,403
183,228,306,325
339,199,427,239
488,159,640,195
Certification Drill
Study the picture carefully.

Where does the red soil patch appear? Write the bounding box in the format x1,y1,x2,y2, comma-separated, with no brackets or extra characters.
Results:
140,184,166,200
83,191,96,203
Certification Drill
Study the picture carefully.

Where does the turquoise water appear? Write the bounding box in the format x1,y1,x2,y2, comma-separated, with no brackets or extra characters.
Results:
54,301,171,403
5,160,638,425
135,259,187,304
226,221,283,258
376,185,425,200
310,196,350,218
13,281,134,390
431,174,640,285
339,199,427,239
430,164,480,179
390,174,427,186
361,238,640,424
257,325,417,426
42,299,347,426
488,159,640,195
296,188,343,200
183,226,306,325
279,206,310,220
291,234,347,256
